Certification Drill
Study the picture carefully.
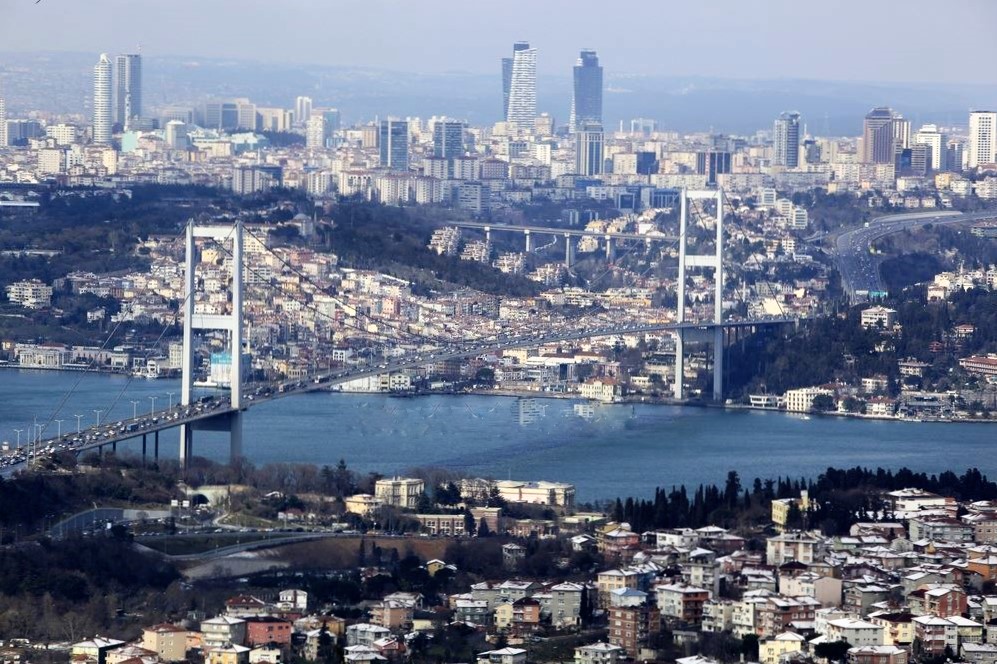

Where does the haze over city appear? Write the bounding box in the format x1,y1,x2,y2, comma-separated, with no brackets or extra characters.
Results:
3,3,997,664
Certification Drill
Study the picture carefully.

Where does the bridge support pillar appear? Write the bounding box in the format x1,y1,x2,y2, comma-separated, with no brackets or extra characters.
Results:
142,434,147,465
154,430,159,462
524,230,532,253
484,226,491,243
564,234,574,268
673,329,684,400
605,235,614,262
713,326,724,402
230,411,243,464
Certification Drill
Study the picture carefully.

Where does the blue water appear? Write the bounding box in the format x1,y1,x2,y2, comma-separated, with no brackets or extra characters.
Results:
1,369,994,501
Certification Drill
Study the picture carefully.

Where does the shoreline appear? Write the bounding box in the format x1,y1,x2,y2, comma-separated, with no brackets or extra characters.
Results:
3,366,993,425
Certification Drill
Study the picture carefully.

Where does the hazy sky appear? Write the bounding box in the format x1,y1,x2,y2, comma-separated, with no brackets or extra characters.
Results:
4,0,997,84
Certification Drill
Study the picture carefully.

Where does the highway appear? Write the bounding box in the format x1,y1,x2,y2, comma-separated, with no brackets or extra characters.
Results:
0,317,794,475
451,220,678,243
832,210,996,299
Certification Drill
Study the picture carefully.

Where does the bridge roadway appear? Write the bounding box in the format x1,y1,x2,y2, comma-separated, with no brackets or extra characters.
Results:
0,317,795,475
452,220,678,243
831,210,997,298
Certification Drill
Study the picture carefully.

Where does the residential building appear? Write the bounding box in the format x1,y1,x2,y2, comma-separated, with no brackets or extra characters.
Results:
608,603,661,658
244,617,292,648
968,111,997,168
5,279,53,308
912,616,958,656
655,583,710,626
774,112,801,168
847,645,908,664
477,648,527,664
825,618,886,648
759,632,806,664
784,387,833,413
575,643,625,664
201,616,247,648
142,624,188,662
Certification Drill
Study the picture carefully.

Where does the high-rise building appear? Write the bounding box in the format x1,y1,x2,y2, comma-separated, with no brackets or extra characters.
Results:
773,111,801,168
433,119,465,160
504,42,537,130
696,150,731,186
570,49,602,133
968,111,997,168
630,118,657,136
575,122,604,176
114,53,141,128
92,54,112,145
946,140,965,172
295,96,313,126
914,124,946,171
321,108,341,133
0,96,7,147
861,107,898,164
202,98,255,130
306,115,325,148
379,119,409,171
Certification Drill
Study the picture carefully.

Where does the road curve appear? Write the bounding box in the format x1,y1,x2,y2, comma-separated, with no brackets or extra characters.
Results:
833,210,995,299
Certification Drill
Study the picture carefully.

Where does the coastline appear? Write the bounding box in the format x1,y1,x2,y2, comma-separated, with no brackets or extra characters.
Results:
3,365,992,425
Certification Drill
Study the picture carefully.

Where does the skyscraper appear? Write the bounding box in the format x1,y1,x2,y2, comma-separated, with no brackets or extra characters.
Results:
379,119,409,170
773,111,801,168
968,111,997,168
295,96,313,126
575,122,604,176
0,96,7,147
570,49,602,133
504,42,537,130
861,107,898,164
914,124,946,171
114,53,142,128
92,53,112,145
305,115,325,148
433,119,465,159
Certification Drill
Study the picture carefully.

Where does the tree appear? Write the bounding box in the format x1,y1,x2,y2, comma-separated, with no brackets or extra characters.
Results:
477,518,491,537
814,640,851,663
811,394,836,412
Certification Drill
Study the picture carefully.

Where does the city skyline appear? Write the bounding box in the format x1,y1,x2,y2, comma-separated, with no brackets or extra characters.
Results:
3,0,997,86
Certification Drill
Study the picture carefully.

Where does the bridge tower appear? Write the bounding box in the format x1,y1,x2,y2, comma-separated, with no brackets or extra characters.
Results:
179,219,245,467
674,188,725,402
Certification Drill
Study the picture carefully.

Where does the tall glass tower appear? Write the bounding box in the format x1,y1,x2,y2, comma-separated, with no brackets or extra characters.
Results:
773,111,801,168
92,54,112,145
115,53,142,128
503,42,536,130
379,119,409,171
570,50,602,133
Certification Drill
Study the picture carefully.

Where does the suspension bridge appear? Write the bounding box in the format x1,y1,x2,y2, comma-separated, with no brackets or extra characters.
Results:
1,189,797,475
